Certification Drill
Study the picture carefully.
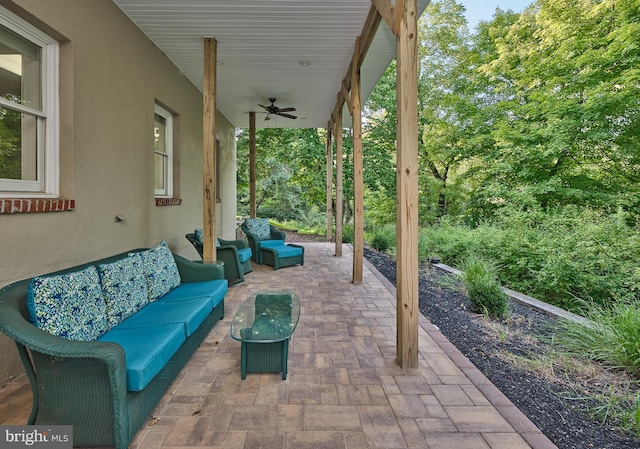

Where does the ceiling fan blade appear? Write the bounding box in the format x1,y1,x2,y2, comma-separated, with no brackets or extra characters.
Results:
277,112,297,120
258,104,270,111
277,107,296,113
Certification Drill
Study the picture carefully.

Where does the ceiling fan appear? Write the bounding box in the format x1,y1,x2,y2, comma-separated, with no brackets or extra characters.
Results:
258,98,297,120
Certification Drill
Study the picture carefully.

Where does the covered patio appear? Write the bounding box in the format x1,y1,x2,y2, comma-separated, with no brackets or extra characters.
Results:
112,0,427,368
0,242,557,449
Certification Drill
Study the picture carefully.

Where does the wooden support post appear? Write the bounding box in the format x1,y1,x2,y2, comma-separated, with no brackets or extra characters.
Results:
202,37,217,262
249,111,256,218
351,37,364,284
334,102,344,257
326,129,333,242
395,0,419,368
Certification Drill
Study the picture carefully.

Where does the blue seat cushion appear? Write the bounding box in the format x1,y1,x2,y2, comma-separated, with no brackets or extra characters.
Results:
269,245,303,258
258,240,285,248
237,247,252,264
98,323,186,391
116,297,213,336
158,279,227,309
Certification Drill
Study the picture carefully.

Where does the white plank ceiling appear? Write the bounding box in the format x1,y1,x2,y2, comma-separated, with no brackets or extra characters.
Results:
112,0,429,129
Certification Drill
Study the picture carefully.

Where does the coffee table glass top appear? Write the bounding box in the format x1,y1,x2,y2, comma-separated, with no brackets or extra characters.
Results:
230,291,300,343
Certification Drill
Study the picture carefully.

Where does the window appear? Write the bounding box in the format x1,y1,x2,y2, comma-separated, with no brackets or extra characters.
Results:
0,7,59,197
154,103,173,197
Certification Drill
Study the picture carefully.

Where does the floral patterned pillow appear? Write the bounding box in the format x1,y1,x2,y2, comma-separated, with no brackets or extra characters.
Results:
135,241,181,302
244,218,271,240
27,266,108,341
98,253,149,328
194,228,220,247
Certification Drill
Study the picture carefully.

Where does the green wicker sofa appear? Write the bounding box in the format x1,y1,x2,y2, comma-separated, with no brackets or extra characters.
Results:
0,243,228,449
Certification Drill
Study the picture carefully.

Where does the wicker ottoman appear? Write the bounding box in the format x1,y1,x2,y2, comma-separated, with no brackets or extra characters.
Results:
260,244,304,270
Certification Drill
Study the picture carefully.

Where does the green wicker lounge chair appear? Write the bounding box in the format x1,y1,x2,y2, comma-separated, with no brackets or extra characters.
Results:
240,218,286,264
186,233,253,285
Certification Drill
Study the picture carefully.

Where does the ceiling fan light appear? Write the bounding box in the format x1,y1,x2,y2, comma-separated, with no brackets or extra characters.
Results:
264,114,271,121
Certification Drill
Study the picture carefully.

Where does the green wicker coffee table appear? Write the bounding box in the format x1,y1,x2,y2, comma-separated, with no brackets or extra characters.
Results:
230,291,300,380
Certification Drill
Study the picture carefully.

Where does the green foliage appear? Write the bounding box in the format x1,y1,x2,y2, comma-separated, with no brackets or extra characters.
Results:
0,106,23,179
553,297,640,436
366,224,395,253
233,0,640,321
342,224,354,244
420,208,640,312
236,128,334,224
460,256,509,318
473,0,640,220
555,301,640,377
364,185,396,227
417,228,431,263
369,234,390,252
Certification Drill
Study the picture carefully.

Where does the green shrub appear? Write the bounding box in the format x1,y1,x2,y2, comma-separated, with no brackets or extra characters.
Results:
460,256,509,318
365,224,395,252
555,300,640,377
417,207,640,313
370,233,390,252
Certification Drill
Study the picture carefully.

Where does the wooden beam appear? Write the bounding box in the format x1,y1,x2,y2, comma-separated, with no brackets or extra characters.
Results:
371,0,394,32
393,0,405,35
326,129,333,242
341,80,352,112
334,97,344,257
249,111,256,218
395,0,419,368
351,36,364,284
325,3,383,277
202,37,217,262
330,5,382,122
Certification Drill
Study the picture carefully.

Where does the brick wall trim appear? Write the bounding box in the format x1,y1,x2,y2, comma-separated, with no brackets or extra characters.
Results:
0,199,75,214
155,198,182,207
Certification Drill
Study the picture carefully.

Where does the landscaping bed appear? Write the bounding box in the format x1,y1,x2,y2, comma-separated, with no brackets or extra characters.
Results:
363,247,640,449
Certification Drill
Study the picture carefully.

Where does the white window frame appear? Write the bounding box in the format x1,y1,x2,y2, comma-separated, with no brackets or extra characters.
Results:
0,6,59,198
154,103,173,197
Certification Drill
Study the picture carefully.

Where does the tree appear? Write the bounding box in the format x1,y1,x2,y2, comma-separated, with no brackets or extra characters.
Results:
236,127,351,225
476,0,640,218
416,0,498,222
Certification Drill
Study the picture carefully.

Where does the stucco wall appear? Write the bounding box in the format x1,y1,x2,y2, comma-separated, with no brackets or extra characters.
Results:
0,0,237,383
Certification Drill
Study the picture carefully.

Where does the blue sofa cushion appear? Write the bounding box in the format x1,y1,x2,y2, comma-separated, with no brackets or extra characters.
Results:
237,247,252,264
98,323,186,391
244,218,271,240
116,297,213,336
98,254,149,329
268,245,303,258
27,266,108,341
136,241,181,302
159,279,228,309
258,239,285,248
